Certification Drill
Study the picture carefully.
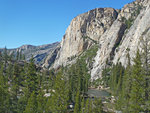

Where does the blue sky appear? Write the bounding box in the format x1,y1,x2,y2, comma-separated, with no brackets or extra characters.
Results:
0,0,135,48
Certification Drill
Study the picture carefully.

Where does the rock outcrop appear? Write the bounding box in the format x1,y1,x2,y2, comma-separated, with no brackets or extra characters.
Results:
113,0,150,66
91,0,150,79
91,21,126,79
42,44,60,68
53,8,118,68
51,0,150,79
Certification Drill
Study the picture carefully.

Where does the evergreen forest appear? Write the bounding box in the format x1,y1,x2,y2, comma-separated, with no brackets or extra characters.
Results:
0,43,150,113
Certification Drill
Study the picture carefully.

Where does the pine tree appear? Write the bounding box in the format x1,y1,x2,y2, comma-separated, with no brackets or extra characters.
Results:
10,63,21,113
109,63,124,95
88,99,92,113
74,91,80,113
6,62,13,80
115,93,124,111
26,57,38,94
67,58,90,102
129,50,144,112
0,86,6,113
9,51,15,61
24,91,37,113
3,46,8,67
20,51,22,60
102,67,111,87
18,95,27,113
16,51,19,61
0,64,5,87
85,98,89,113
0,63,10,113
0,51,2,61
83,98,93,113
0,64,5,112
116,63,124,94
141,34,150,112
80,98,85,113
37,90,45,113
93,98,103,113
22,54,25,60
46,72,69,113
121,52,132,112
110,64,118,93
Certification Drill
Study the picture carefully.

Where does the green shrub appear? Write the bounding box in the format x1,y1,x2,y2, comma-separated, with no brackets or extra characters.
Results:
125,18,133,29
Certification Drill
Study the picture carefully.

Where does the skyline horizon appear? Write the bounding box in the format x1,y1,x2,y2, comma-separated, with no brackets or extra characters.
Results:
0,0,135,49
0,41,60,49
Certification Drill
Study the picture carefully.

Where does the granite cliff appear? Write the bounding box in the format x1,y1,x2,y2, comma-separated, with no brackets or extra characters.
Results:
51,8,118,69
45,0,150,80
91,0,150,79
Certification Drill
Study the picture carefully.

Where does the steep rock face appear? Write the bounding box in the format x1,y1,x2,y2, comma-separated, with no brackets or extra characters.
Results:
42,45,60,68
113,0,150,66
91,21,126,79
117,0,148,21
91,0,150,79
53,8,118,68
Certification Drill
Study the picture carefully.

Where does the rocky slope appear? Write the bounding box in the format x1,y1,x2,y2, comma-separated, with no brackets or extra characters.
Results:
51,8,118,69
0,42,60,66
91,0,150,79
113,0,150,65
44,0,150,80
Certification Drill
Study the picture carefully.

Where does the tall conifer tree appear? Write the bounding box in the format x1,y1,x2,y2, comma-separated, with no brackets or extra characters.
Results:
129,50,144,112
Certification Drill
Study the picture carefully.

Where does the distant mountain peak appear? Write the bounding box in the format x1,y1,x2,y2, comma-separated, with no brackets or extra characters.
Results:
19,45,35,50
